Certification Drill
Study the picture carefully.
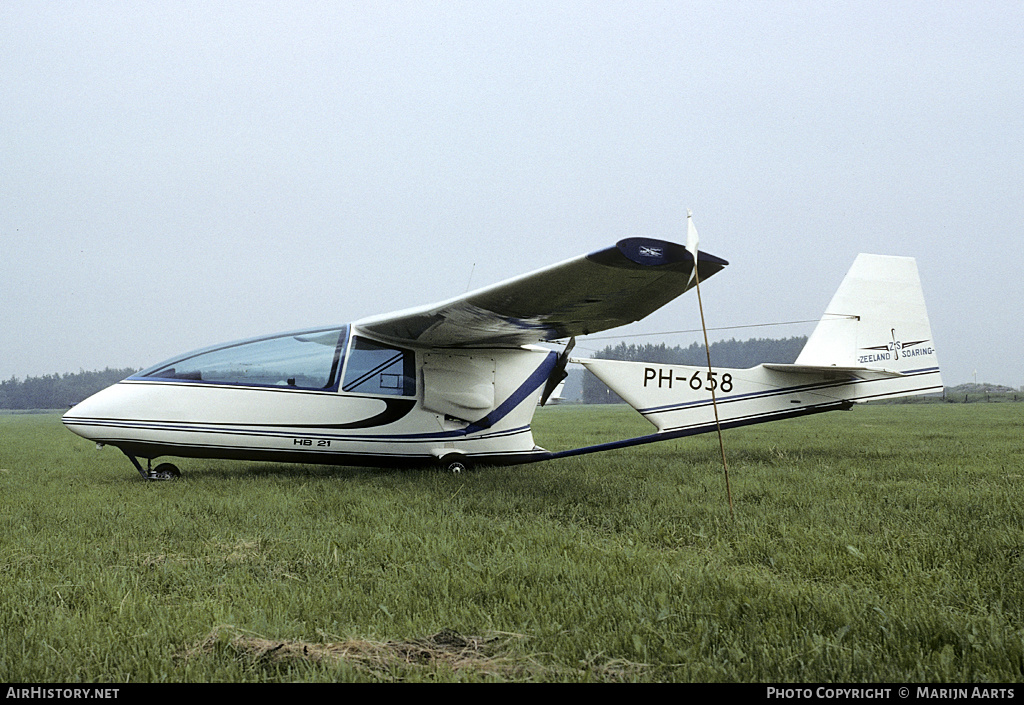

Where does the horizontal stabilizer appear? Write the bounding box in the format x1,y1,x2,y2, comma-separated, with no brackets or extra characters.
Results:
761,363,904,378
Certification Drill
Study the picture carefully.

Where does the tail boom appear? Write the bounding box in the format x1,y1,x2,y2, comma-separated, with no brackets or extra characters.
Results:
575,253,942,438
578,359,941,433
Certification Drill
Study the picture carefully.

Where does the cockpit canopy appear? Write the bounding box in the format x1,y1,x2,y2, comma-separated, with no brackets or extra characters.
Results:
134,326,349,390
132,326,416,396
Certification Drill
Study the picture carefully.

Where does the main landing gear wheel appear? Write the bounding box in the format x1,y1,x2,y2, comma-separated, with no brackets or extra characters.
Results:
151,463,181,481
438,454,470,474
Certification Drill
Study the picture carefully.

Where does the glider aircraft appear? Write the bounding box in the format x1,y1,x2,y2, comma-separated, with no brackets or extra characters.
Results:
63,228,942,480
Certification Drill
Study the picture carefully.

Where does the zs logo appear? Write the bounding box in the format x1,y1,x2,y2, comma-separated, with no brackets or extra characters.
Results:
860,328,932,362
860,329,933,360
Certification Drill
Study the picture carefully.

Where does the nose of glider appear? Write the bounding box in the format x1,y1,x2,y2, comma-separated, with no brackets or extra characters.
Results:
62,383,127,442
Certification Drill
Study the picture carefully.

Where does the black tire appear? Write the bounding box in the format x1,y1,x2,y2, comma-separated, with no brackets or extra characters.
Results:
152,463,181,480
439,454,469,474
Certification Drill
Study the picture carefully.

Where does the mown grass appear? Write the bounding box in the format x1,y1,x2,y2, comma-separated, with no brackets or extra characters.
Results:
1,404,1022,682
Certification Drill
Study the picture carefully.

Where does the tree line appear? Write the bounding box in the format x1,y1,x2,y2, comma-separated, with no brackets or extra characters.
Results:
3,337,811,409
1,368,138,410
5,337,1016,410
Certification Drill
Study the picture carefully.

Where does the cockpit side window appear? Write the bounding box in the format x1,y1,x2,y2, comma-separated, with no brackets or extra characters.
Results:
136,326,349,391
342,337,415,396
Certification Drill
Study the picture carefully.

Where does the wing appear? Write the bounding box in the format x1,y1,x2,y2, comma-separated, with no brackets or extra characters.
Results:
355,238,728,348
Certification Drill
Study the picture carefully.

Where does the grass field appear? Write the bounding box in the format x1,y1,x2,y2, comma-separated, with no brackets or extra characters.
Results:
2,403,1023,682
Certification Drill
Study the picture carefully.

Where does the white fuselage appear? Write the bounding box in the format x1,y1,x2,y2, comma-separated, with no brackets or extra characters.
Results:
62,326,557,468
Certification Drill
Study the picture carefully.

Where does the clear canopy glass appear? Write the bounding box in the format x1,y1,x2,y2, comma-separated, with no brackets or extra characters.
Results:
135,326,349,391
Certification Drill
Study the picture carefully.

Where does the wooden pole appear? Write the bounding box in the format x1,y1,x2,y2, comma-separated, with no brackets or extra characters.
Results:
689,219,734,519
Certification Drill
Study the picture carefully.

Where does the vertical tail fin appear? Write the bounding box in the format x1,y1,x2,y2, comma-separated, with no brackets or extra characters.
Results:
795,254,940,375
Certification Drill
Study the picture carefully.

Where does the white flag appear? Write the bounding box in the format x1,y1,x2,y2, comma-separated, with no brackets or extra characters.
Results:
686,210,699,285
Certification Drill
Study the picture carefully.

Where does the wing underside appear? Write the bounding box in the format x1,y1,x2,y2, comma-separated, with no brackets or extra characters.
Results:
356,238,728,348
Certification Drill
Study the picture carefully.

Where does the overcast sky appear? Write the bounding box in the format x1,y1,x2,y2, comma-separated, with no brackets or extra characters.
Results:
2,1,1021,387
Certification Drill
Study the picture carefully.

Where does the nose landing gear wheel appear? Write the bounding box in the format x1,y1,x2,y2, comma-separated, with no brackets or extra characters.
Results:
123,453,182,480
